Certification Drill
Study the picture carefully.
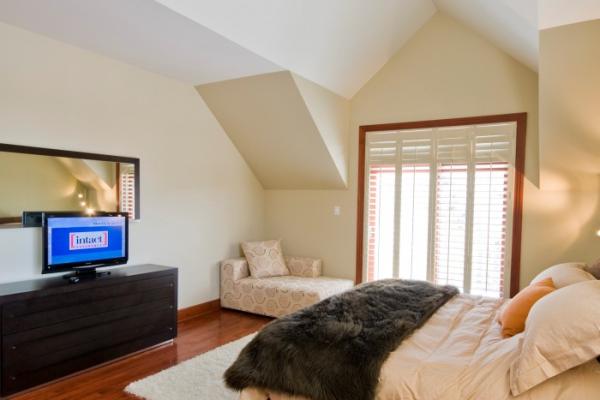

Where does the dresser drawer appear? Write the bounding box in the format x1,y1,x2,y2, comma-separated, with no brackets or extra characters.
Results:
4,298,172,348
4,275,174,319
3,276,175,334
4,308,174,373
3,302,174,365
2,330,175,394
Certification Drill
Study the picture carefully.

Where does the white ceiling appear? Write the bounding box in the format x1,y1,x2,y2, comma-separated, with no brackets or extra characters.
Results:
539,0,600,29
155,0,436,98
434,0,538,71
504,0,538,28
3,0,599,98
0,0,281,85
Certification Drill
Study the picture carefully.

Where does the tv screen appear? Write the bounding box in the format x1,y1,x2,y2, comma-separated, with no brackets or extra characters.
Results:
43,212,129,274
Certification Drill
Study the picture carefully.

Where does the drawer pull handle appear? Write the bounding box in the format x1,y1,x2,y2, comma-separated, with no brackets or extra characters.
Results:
9,376,16,381
169,305,173,309
168,326,173,331
169,283,174,287
11,345,16,350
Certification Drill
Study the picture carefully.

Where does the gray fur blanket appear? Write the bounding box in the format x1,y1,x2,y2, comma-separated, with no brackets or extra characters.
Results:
224,279,458,400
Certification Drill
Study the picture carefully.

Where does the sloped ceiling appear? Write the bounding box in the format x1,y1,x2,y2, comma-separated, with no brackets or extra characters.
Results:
197,71,349,189
0,0,282,85
434,0,538,71
0,0,545,98
156,0,436,98
539,0,600,29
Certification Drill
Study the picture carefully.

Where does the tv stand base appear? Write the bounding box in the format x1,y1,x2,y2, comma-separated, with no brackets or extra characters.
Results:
62,269,112,280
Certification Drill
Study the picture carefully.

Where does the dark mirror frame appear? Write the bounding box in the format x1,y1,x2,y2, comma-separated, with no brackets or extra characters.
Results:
0,143,140,225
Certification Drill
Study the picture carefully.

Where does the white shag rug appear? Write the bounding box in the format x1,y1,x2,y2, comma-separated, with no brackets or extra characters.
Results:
125,334,255,400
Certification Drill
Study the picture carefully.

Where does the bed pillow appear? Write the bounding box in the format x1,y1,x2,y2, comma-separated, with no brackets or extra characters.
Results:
530,262,593,288
499,278,555,338
509,280,600,395
584,258,600,279
241,240,290,278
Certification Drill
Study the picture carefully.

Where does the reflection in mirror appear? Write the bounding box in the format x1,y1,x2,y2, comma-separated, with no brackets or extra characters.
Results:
117,162,136,218
0,145,139,225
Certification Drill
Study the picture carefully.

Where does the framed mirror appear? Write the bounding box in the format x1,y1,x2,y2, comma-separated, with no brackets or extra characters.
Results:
0,143,140,226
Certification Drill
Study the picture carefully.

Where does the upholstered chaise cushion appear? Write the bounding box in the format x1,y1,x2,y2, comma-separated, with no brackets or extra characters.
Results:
241,240,290,278
220,257,354,318
284,256,322,277
222,275,353,317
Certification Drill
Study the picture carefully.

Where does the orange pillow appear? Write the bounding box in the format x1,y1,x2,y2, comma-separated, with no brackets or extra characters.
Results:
499,278,555,338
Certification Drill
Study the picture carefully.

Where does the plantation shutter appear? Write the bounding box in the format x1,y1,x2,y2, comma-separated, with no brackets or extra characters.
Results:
433,128,470,292
364,122,516,298
470,124,515,297
365,134,397,281
396,133,433,283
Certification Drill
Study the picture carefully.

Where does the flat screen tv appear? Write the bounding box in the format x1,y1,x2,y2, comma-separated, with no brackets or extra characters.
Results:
43,212,129,275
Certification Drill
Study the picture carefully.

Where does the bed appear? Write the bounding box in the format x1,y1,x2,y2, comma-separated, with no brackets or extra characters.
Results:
236,293,600,400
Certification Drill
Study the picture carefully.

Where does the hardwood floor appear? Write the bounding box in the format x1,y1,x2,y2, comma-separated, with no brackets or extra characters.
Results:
12,309,272,400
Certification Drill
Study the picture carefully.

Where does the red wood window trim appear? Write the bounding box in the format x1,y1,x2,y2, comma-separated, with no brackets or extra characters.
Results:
355,113,527,297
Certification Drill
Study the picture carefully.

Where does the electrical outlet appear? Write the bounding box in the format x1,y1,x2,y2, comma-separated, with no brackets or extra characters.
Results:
333,206,341,216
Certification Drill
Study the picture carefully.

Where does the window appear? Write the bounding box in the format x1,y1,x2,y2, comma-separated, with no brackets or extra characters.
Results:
358,115,526,298
118,163,136,218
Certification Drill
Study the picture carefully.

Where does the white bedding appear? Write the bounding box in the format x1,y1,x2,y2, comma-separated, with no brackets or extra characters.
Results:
240,294,600,400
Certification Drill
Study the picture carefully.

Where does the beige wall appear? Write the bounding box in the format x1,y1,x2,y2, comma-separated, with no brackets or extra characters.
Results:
266,13,543,288
0,22,265,308
526,19,600,270
0,152,81,217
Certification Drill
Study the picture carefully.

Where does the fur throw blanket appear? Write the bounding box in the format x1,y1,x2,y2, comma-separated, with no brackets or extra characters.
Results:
224,279,458,400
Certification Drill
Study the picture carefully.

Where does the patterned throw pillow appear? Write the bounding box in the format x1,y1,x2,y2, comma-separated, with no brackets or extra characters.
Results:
241,240,290,278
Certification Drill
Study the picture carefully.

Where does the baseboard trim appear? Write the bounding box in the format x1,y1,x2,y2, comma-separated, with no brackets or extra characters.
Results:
178,299,221,322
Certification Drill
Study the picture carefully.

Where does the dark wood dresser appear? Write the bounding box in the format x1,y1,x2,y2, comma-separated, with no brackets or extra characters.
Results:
0,264,177,396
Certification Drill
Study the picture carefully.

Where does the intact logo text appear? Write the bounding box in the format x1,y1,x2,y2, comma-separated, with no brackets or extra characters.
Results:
69,231,109,250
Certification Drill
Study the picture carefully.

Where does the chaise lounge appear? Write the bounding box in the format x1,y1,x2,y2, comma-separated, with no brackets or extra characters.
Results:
220,256,354,317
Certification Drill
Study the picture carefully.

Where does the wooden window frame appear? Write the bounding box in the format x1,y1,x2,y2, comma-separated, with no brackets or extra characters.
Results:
355,113,527,297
